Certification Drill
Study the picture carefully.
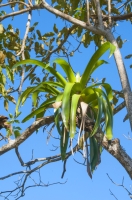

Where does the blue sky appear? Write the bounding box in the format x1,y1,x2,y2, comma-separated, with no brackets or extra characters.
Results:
1,2,132,200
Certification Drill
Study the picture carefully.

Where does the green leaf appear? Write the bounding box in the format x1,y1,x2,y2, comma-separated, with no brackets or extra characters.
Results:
90,92,103,137
32,82,61,96
70,94,80,138
90,60,108,75
60,124,69,160
96,88,113,127
90,137,99,171
53,58,76,82
54,93,63,135
0,24,4,34
4,99,8,111
22,97,57,122
100,83,113,101
81,42,116,87
36,30,41,39
81,93,97,105
9,113,14,119
109,43,116,58
14,130,21,138
91,83,113,101
72,82,83,94
22,107,47,123
43,32,55,37
53,24,58,33
32,92,38,107
54,108,61,135
33,81,63,93
102,99,113,140
62,82,75,130
81,87,94,96
15,87,34,117
13,60,67,86
39,96,57,108
125,54,132,59
6,67,14,83
6,95,16,104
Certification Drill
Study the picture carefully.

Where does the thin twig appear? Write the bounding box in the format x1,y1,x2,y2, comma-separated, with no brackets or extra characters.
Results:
73,158,86,166
113,89,124,98
107,174,132,196
108,0,112,27
109,189,118,200
113,101,125,115
17,11,32,56
23,66,37,82
46,123,55,144
123,132,132,140
17,11,32,95
0,133,7,142
15,147,25,166
28,0,33,7
117,0,131,10
0,144,79,180
61,159,67,179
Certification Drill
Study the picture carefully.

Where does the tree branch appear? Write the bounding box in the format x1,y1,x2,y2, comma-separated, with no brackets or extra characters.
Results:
96,135,132,179
18,11,32,95
106,31,132,130
1,1,132,24
0,1,29,8
0,100,132,179
108,0,112,26
0,2,105,36
86,0,91,25
0,115,54,156
95,0,104,28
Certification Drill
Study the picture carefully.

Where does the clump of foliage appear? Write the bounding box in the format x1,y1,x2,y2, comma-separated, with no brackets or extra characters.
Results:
13,42,115,175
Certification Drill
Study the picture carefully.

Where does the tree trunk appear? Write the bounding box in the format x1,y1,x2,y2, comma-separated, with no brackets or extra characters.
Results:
106,30,132,130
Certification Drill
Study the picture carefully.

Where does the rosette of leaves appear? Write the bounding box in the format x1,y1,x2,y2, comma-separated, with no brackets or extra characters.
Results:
13,42,115,173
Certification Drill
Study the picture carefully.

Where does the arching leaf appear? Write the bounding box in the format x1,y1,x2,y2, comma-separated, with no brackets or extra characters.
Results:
53,58,76,82
22,97,56,122
81,42,116,87
13,59,67,86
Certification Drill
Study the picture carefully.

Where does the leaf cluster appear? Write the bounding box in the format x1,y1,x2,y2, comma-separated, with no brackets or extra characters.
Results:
13,42,115,173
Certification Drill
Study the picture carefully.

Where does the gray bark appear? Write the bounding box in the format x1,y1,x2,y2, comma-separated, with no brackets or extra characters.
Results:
106,30,132,130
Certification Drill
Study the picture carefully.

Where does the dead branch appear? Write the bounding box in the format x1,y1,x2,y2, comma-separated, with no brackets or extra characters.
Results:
107,174,132,199
109,189,119,200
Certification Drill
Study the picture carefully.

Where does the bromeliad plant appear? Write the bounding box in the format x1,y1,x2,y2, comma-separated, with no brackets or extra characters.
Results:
13,42,115,174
